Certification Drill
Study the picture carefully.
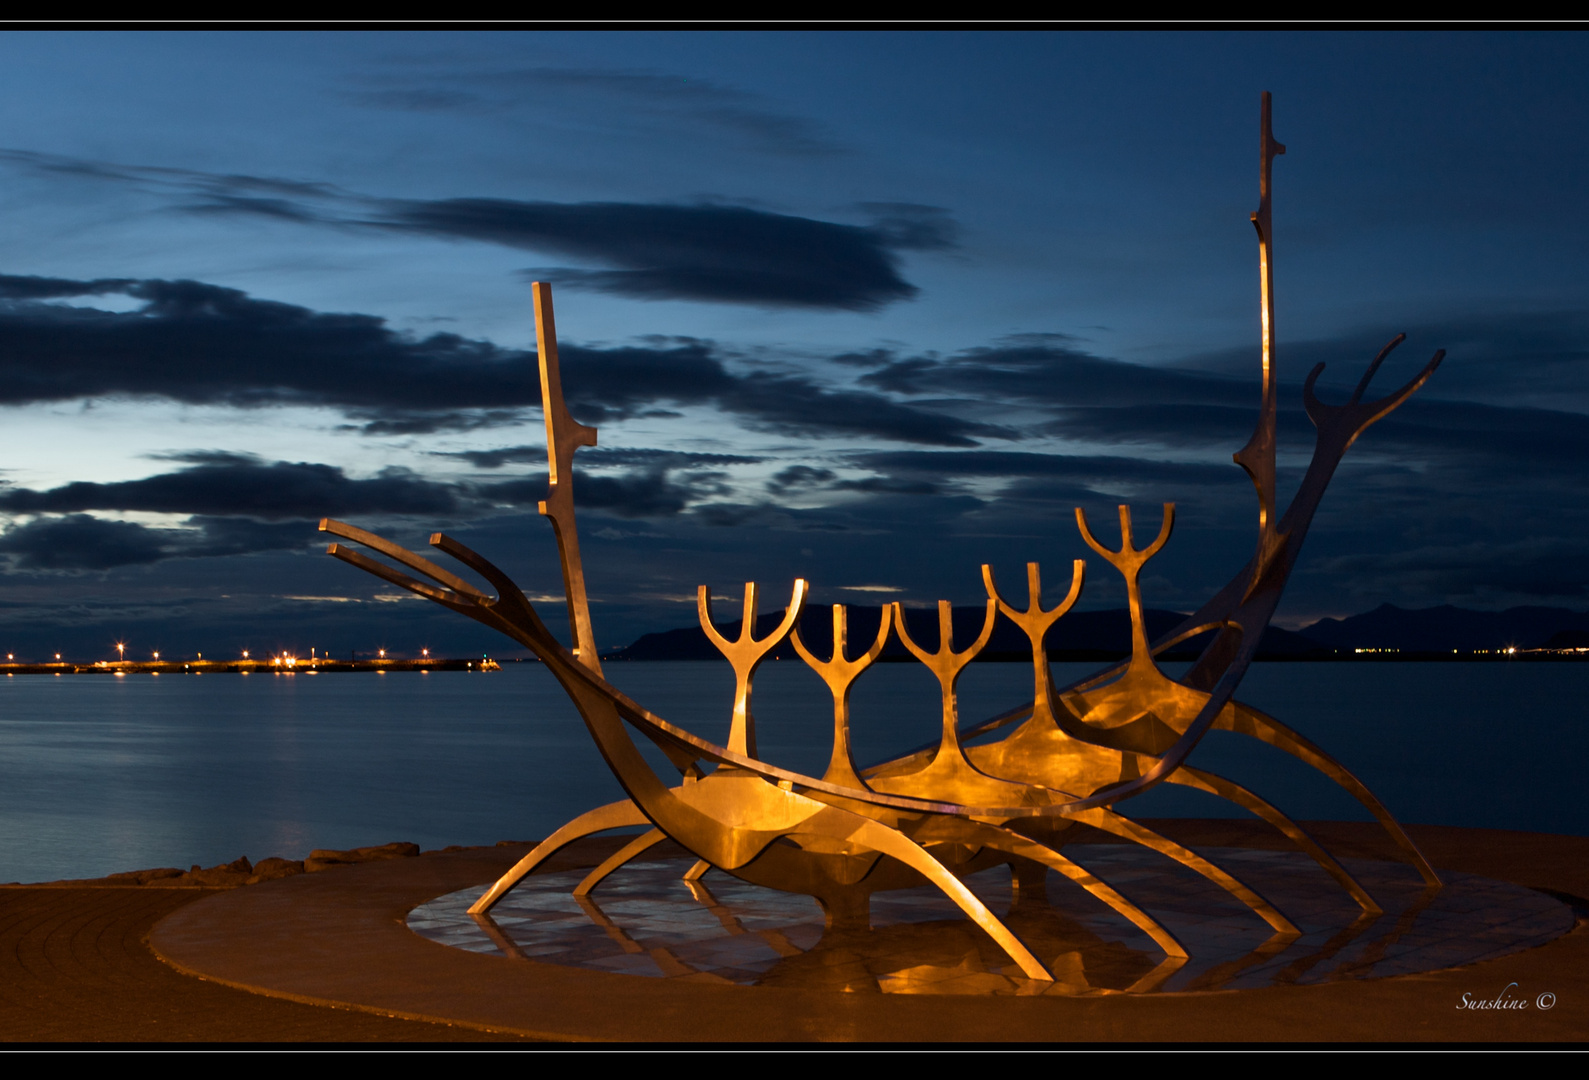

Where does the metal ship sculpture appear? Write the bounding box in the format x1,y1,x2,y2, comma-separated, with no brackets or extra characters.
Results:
321,95,1444,985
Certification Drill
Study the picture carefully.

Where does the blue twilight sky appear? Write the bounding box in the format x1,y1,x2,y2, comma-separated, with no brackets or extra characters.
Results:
0,29,1586,660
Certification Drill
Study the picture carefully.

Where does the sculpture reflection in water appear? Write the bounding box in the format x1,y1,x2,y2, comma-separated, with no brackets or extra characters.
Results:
322,94,1445,987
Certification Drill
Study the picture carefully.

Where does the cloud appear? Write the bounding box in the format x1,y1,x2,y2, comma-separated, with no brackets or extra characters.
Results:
5,257,1589,617
832,475,943,496
181,192,327,223
766,465,836,494
766,463,942,498
0,274,138,301
178,516,327,558
1345,397,1589,471
0,512,314,572
1179,313,1589,413
839,329,1589,477
0,514,170,570
715,374,1015,447
346,410,530,437
389,198,945,309
0,148,948,310
344,63,848,157
477,468,728,519
0,453,461,520
439,445,764,470
847,338,1298,452
0,275,1009,447
0,147,349,219
0,448,753,535
850,449,1237,489
0,274,539,417
858,337,1249,409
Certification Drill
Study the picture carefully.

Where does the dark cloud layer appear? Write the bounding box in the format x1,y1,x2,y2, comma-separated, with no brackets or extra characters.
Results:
0,275,999,445
203,187,951,309
859,337,1250,408
4,148,949,310
3,267,1589,621
442,445,763,470
0,513,312,571
0,453,459,520
0,452,461,572
478,468,726,519
389,197,929,310
852,449,1237,488
0,449,748,570
0,514,169,570
382,198,949,310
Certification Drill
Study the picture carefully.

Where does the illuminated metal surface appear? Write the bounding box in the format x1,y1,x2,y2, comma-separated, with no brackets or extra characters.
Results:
790,603,895,791
323,95,1447,985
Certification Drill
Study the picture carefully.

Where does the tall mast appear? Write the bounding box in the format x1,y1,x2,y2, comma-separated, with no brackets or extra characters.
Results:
1233,91,1287,582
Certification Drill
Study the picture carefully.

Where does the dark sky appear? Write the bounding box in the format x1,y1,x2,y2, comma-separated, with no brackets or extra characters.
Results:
0,30,1586,660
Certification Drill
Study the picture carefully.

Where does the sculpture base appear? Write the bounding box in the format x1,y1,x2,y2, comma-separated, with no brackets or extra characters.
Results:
409,850,1567,996
147,822,1589,1041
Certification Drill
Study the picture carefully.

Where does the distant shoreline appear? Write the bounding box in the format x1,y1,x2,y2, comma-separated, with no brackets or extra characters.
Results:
0,658,500,675
5,650,1584,674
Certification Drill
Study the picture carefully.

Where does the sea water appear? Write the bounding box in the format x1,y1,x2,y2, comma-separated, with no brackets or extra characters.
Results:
1,660,1584,883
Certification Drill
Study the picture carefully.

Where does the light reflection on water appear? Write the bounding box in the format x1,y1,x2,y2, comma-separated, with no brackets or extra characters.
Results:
0,660,1585,883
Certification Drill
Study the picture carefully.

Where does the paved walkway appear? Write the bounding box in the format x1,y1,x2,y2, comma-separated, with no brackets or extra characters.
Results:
0,885,532,1042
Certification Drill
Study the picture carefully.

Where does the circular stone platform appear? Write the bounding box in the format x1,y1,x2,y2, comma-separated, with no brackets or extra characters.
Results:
410,850,1570,997
147,824,1589,1042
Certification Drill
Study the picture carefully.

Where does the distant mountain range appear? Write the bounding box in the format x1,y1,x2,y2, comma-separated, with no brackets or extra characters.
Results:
1295,604,1589,652
602,603,1589,662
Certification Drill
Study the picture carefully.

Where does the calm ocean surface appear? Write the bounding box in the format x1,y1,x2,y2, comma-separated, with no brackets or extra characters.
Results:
2,660,1584,883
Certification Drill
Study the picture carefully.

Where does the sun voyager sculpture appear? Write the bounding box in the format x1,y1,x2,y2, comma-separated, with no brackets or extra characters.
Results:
322,95,1446,988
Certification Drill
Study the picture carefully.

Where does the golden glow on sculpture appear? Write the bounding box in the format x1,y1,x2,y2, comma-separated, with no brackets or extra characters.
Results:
321,95,1445,985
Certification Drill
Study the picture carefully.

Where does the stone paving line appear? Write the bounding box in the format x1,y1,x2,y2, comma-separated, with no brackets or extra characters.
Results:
6,821,1588,1043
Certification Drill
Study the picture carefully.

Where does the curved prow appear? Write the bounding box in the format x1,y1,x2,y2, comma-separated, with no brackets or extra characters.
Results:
532,282,602,676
